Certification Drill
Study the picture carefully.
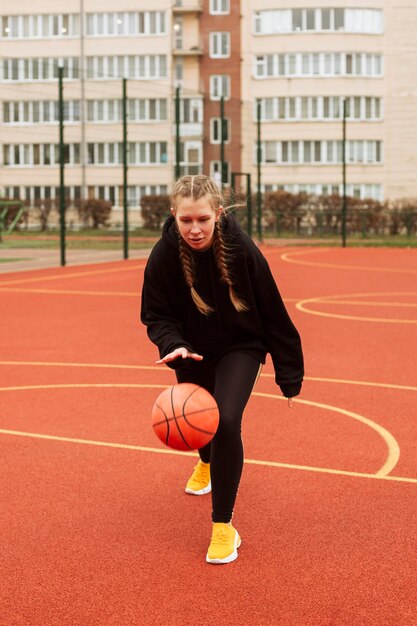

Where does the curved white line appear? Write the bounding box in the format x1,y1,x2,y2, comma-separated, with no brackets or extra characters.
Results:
253,392,400,477
281,249,417,274
296,291,417,324
0,383,400,479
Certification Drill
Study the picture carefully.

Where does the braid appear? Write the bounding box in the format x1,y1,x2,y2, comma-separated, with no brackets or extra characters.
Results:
178,235,214,316
213,222,249,313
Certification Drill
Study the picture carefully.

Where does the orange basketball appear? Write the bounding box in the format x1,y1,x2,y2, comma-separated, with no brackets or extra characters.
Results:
152,383,219,451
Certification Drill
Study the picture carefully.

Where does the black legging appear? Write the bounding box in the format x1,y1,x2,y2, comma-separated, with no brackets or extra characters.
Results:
176,351,261,523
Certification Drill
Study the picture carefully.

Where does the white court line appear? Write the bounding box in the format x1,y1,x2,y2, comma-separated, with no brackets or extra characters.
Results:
0,427,415,484
296,291,417,324
1,361,416,393
281,248,417,274
0,383,402,481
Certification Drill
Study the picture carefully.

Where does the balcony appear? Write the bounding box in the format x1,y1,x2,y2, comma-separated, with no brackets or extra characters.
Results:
173,122,203,138
172,44,203,56
172,1,203,14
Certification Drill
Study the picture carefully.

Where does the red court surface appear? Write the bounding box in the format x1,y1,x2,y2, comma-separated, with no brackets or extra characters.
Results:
1,246,417,625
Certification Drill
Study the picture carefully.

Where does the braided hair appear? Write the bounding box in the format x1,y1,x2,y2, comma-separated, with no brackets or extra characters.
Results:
171,175,248,316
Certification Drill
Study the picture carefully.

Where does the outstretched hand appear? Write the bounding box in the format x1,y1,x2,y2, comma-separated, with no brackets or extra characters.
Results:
156,347,203,364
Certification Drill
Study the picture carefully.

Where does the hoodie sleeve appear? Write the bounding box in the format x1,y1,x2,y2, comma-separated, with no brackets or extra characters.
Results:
246,239,304,397
140,246,195,362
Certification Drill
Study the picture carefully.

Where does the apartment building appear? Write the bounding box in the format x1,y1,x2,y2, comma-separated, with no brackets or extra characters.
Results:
0,0,203,219
241,0,417,201
1,0,417,220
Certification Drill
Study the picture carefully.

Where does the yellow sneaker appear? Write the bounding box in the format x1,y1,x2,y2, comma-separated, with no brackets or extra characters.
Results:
206,523,241,564
185,461,211,495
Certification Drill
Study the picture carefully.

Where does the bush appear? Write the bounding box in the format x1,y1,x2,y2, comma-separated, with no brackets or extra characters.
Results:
77,198,112,229
140,195,170,230
263,191,309,234
259,192,417,238
347,198,385,236
387,198,417,236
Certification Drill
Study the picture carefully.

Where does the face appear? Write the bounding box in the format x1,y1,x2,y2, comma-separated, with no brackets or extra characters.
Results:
171,196,222,251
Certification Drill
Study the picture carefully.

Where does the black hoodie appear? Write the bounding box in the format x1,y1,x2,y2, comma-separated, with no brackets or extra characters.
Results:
140,213,304,398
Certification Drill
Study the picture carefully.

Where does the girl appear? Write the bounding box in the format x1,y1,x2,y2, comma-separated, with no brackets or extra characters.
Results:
141,175,304,564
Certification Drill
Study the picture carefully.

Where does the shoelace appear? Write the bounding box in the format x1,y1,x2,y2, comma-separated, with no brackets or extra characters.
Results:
193,464,209,482
211,527,231,545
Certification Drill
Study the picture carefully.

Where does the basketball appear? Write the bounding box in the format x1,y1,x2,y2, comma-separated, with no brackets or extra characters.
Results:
152,383,219,451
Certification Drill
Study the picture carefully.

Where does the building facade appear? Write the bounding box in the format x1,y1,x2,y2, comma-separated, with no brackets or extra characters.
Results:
1,0,417,223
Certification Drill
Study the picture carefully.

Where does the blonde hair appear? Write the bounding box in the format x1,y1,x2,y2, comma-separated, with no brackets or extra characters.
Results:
171,175,248,315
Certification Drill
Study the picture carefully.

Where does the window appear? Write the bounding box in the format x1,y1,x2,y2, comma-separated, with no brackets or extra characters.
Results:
265,142,277,163
256,96,383,122
3,145,10,166
254,9,291,34
210,118,230,143
179,142,203,176
148,100,156,120
84,141,168,165
375,141,382,163
345,9,383,33
149,11,158,35
257,140,382,165
173,17,183,50
209,32,230,58
210,160,230,185
288,99,296,119
292,10,303,31
2,143,80,166
321,9,331,30
254,8,383,35
86,11,166,36
346,54,353,75
210,0,229,15
292,141,300,163
85,55,167,79
44,145,51,165
182,98,203,123
138,184,167,200
254,52,383,79
1,13,79,38
210,75,230,100
261,98,274,120
1,56,79,81
306,9,315,30
175,58,183,82
255,56,266,78
334,9,344,30
301,98,309,119
3,102,10,123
